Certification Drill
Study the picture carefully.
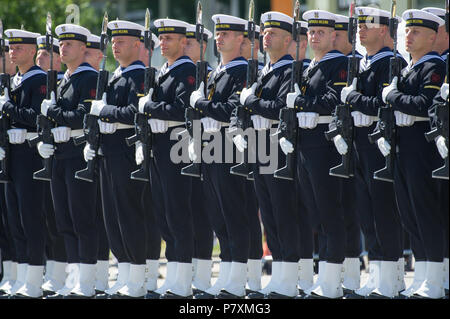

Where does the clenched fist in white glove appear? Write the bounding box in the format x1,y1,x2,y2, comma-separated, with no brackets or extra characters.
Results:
240,83,257,105
83,144,96,162
377,137,391,157
98,120,118,134
135,142,144,165
441,83,449,101
394,111,415,127
190,82,205,108
286,83,301,109
148,118,168,133
0,88,10,111
436,136,448,159
279,137,294,155
352,111,375,127
139,88,154,114
41,91,56,116
382,76,398,104
7,129,27,144
0,147,5,161
333,135,348,155
341,78,357,104
90,92,107,116
37,142,55,159
51,126,71,143
233,134,247,153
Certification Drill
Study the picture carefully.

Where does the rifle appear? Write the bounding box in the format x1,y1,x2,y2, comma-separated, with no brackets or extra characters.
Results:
229,0,257,180
28,12,57,182
73,12,109,183
125,8,155,182
273,0,302,181
0,19,11,183
181,1,206,180
368,0,402,183
324,0,359,178
424,0,449,180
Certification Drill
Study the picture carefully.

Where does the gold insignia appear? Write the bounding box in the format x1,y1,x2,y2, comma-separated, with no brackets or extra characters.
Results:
268,14,272,20
62,26,66,32
314,12,319,18
114,22,119,28
359,9,363,15
216,17,220,24
161,21,164,27
409,12,413,19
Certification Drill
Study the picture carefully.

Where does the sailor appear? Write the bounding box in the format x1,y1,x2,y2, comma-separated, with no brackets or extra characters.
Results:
0,28,47,298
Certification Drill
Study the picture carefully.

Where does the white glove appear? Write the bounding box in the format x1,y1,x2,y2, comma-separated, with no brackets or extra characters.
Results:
286,83,301,109
135,142,144,165
201,117,221,133
7,128,27,144
233,134,247,153
377,137,391,157
240,83,257,105
279,137,294,155
40,91,56,116
394,111,415,127
0,147,5,161
436,136,448,159
138,88,153,114
51,126,71,143
83,143,96,162
90,92,107,116
190,82,205,108
148,118,168,133
441,83,449,101
352,111,375,127
188,139,197,162
37,141,55,159
341,78,357,104
0,88,10,111
304,112,319,129
251,115,272,131
297,112,307,128
98,120,118,134
382,76,398,104
333,135,348,155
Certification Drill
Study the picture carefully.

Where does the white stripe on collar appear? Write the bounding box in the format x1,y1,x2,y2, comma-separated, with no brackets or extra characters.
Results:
215,59,248,74
64,65,98,81
159,58,195,77
360,51,394,72
402,53,444,76
13,69,46,87
261,58,293,77
113,63,146,79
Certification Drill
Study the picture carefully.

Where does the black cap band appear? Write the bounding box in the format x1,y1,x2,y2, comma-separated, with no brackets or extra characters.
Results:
86,41,100,49
263,20,293,33
111,29,142,38
358,15,390,26
215,23,246,32
37,43,60,54
186,32,209,42
7,37,37,45
307,19,335,28
157,26,187,35
405,18,439,32
335,22,349,31
58,33,88,43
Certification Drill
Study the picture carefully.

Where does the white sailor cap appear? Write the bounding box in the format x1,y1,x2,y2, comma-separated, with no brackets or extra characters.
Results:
55,24,90,43
4,29,40,45
139,31,160,49
261,11,294,33
154,19,189,35
37,35,60,53
86,34,101,49
212,14,247,32
244,24,261,38
108,20,144,38
421,7,446,21
299,21,308,35
303,10,336,28
334,14,349,31
403,9,445,32
356,7,392,26
186,24,213,42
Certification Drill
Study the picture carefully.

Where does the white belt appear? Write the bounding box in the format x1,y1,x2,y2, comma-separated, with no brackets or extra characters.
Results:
413,117,429,122
116,123,134,130
317,116,333,124
168,121,185,128
221,122,229,128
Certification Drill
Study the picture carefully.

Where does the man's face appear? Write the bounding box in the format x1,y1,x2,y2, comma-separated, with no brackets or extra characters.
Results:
159,33,186,60
405,26,435,54
9,43,36,66
85,48,103,70
308,26,335,52
358,23,385,47
4,51,16,74
112,36,140,62
35,49,60,71
215,30,242,55
184,38,201,62
59,40,85,65
263,27,291,53
334,30,350,53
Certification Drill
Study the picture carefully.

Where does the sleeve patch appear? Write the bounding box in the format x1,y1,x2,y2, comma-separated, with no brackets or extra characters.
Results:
430,73,441,84
90,89,97,99
40,85,47,95
339,70,347,81
187,76,196,87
